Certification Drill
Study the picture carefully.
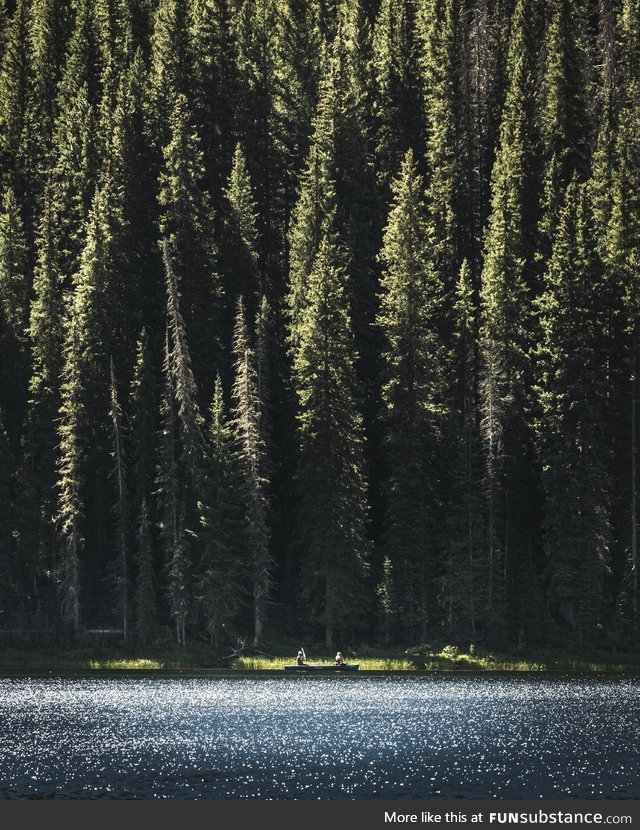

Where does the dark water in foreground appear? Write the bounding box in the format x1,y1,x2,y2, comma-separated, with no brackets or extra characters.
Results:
0,673,638,800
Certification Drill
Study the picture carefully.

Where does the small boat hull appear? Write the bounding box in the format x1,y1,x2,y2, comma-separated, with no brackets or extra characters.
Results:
284,664,359,672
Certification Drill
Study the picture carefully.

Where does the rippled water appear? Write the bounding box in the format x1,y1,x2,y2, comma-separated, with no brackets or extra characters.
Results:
0,673,638,799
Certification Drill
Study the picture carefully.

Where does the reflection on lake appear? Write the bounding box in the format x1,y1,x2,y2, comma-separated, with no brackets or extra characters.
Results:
0,674,638,799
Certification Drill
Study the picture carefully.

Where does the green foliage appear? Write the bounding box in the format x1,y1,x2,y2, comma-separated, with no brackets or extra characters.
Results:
291,234,370,647
377,150,448,640
535,179,612,643
0,0,639,653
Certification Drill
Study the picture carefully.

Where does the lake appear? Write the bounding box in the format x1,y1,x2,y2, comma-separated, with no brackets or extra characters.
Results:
0,673,638,799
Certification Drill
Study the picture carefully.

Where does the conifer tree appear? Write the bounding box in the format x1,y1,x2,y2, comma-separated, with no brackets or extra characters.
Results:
222,144,261,315
56,184,117,635
372,0,423,193
478,0,541,639
148,0,193,146
604,0,640,631
189,0,240,201
0,187,30,443
291,235,370,647
377,150,447,641
198,374,244,648
27,190,64,573
231,297,272,646
156,330,185,644
159,95,221,390
273,0,324,239
135,497,158,645
287,69,340,350
441,260,484,637
235,0,281,280
109,358,129,640
157,240,208,644
460,0,507,271
28,0,70,151
536,0,591,270
418,0,462,304
0,0,32,197
129,328,158,519
0,410,13,622
535,178,612,643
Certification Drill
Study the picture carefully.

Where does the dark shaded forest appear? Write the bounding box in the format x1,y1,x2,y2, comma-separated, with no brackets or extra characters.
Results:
0,0,639,652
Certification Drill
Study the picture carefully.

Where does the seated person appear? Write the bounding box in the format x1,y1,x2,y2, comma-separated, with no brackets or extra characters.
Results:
296,648,306,665
335,651,344,665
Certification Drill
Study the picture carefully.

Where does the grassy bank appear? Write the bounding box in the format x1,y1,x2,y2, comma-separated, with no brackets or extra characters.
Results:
1,641,639,672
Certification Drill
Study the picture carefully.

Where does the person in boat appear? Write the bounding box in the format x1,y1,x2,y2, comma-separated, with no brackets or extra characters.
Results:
296,647,306,666
335,651,344,665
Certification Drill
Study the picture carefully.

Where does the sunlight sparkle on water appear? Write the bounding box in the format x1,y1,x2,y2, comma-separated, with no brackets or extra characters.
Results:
0,675,638,799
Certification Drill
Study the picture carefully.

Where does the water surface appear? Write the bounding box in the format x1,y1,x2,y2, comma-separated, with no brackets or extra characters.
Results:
0,673,638,799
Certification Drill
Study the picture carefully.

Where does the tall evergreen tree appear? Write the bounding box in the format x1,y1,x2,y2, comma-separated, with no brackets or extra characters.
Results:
56,184,118,635
535,178,612,644
536,0,591,270
135,497,158,645
477,0,541,640
231,297,273,645
158,94,221,391
291,235,370,646
198,374,244,648
157,240,207,644
222,143,261,316
0,186,30,444
441,260,485,638
0,0,32,199
418,0,462,306
377,150,447,641
372,0,423,193
604,0,640,631
109,357,129,640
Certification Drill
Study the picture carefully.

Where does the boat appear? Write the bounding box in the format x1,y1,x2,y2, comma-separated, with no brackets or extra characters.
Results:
284,663,359,672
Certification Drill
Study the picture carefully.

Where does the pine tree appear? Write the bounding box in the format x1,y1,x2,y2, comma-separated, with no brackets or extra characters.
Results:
0,410,14,622
536,0,591,270
27,190,65,580
376,150,447,641
222,143,261,315
459,0,507,272
109,358,129,640
156,330,185,644
372,0,423,193
535,178,612,644
477,0,541,640
440,260,485,638
273,0,324,241
189,0,240,202
157,240,208,644
198,374,244,648
418,0,462,305
0,186,30,444
231,297,273,645
129,328,158,518
0,0,32,198
287,69,340,351
291,235,370,647
135,497,158,645
27,0,71,190
148,0,193,146
604,0,640,632
235,0,281,282
158,95,222,390
163,238,206,488
56,184,117,636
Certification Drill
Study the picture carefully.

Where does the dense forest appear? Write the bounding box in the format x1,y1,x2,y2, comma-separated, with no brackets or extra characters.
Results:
0,0,639,652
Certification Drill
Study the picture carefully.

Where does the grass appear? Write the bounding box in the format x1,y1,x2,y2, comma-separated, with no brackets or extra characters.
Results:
0,641,638,673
